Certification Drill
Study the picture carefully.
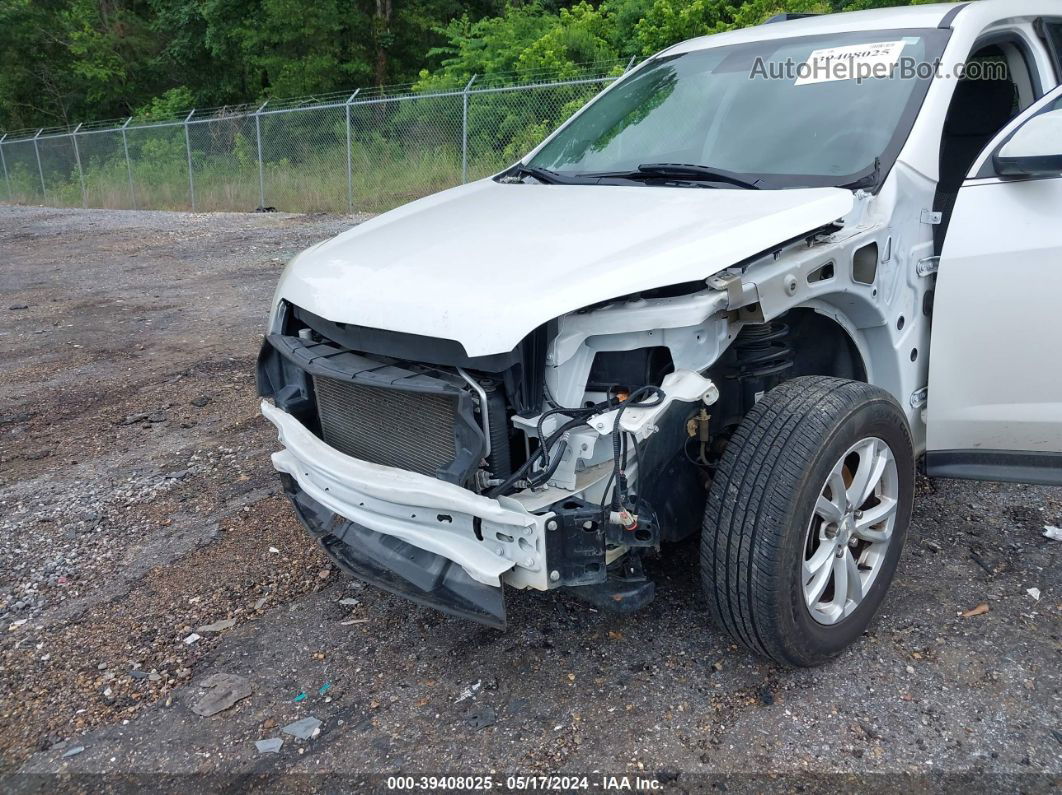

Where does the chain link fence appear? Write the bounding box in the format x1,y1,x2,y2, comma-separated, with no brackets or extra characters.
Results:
0,66,627,215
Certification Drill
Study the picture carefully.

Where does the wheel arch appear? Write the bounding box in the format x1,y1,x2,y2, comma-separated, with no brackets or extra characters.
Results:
781,302,871,383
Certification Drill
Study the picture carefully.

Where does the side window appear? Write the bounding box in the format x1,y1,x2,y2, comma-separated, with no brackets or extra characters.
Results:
933,42,1028,252
1038,19,1062,80
978,37,1041,110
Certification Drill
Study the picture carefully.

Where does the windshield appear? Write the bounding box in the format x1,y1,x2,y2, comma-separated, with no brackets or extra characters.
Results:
526,29,950,189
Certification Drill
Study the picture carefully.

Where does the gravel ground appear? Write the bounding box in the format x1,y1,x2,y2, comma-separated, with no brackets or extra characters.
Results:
0,205,1059,790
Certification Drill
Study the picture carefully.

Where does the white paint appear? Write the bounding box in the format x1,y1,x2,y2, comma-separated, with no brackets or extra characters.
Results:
927,85,1062,455
262,399,533,587
590,370,719,441
998,108,1062,160
273,182,852,356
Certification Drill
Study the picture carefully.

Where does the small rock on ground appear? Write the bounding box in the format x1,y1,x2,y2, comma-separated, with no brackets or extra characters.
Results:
197,618,236,633
463,704,497,730
281,717,322,740
191,673,253,717
255,737,283,754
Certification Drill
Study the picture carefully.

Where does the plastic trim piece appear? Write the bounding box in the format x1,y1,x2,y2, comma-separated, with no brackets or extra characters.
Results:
262,400,551,588
926,449,1062,486
938,3,969,30
284,476,506,628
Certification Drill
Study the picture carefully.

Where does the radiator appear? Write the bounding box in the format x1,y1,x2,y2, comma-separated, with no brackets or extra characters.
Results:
312,375,459,478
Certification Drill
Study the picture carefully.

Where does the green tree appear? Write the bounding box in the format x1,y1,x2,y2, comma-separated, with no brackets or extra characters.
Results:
0,0,932,132
134,85,194,120
0,0,161,129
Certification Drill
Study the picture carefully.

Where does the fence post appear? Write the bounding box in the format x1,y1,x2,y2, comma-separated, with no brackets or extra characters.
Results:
184,109,196,211
0,134,10,201
121,118,136,209
461,75,477,184
70,123,86,208
255,100,268,210
345,89,360,213
32,129,46,201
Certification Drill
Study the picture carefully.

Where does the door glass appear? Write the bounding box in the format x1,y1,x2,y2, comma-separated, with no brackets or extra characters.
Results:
1042,21,1062,78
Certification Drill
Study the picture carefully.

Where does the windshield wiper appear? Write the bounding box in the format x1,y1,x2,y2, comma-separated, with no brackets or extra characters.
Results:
505,162,767,189
576,163,766,189
501,164,590,185
632,163,766,189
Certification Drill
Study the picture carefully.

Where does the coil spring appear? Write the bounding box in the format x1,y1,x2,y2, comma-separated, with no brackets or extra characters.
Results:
733,321,794,380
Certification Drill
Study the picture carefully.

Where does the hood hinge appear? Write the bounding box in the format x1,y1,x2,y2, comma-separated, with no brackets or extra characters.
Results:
706,270,744,309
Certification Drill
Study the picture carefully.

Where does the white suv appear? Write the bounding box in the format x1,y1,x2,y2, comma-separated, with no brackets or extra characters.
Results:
257,1,1062,666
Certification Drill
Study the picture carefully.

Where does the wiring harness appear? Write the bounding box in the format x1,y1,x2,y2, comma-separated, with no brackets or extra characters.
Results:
487,385,667,531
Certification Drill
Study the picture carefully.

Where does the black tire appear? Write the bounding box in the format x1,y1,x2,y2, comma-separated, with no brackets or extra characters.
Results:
701,376,914,667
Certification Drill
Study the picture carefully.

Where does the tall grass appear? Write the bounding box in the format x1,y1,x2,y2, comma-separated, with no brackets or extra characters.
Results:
1,144,514,214
0,80,605,214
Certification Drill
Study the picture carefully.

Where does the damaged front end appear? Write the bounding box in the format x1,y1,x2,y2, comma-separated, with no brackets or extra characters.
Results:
257,299,720,628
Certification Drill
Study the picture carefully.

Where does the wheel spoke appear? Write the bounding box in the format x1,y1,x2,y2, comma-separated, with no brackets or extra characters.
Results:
844,547,863,608
853,497,897,543
846,439,887,509
815,494,843,523
827,466,848,512
805,549,834,605
804,542,834,584
829,550,848,612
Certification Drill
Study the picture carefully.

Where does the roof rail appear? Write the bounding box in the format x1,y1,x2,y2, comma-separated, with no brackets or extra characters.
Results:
764,12,820,24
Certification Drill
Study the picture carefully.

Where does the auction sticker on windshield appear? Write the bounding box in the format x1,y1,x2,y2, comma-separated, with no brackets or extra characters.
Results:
795,40,907,85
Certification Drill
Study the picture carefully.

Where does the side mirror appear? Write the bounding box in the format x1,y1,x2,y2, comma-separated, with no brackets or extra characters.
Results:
994,108,1062,177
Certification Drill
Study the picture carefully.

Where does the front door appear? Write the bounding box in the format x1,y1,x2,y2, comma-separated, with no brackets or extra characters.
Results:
926,85,1062,485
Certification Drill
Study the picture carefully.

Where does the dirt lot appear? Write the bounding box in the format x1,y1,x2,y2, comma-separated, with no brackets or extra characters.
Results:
0,205,1059,789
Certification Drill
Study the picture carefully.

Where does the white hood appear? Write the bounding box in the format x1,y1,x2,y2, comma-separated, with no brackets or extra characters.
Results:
275,179,853,357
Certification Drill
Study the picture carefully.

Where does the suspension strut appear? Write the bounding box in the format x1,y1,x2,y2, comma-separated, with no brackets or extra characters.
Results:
732,321,794,412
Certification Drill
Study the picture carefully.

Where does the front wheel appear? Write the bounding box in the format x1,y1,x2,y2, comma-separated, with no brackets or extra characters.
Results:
701,376,914,667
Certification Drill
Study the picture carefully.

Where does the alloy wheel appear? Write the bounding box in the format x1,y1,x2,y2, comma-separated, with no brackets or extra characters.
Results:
801,436,899,625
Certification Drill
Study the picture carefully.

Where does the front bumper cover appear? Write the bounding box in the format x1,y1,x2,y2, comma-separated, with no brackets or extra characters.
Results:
261,400,551,592
281,473,506,627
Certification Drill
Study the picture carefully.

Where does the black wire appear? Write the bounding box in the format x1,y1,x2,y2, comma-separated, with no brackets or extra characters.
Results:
486,415,588,498
536,406,579,469
488,385,664,501
526,441,568,488
608,386,666,510
529,394,622,474
598,470,616,518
